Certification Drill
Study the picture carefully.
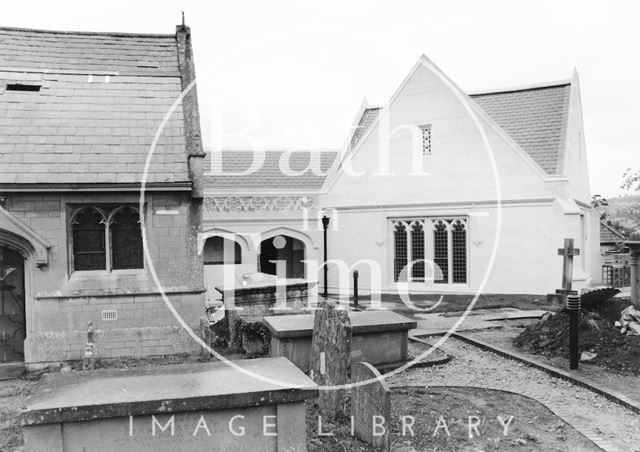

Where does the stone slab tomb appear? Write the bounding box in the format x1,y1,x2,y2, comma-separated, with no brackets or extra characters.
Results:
215,274,317,353
264,310,417,373
21,357,317,452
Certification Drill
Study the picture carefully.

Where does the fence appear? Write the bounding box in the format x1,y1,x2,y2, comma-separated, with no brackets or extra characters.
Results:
602,264,631,288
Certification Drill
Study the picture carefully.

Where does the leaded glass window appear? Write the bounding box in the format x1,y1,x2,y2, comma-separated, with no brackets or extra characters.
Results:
391,217,468,286
451,220,467,283
411,221,425,281
393,222,407,282
110,206,143,270
70,205,144,272
71,207,106,271
433,220,449,284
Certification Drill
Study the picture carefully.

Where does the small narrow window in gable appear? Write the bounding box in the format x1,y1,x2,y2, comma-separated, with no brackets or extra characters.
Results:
420,124,432,155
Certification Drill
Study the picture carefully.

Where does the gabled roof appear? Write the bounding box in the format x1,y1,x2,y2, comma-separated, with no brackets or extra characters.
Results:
204,150,338,192
600,221,627,244
347,81,572,176
0,26,189,186
470,82,571,174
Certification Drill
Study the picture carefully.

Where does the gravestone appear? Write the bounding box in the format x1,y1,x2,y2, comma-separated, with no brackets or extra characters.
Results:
351,362,391,451
309,299,351,419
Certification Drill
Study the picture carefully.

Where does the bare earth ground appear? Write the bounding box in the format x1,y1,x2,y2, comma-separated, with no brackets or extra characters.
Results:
464,319,640,406
390,338,640,451
0,379,37,452
306,385,599,451
2,312,639,451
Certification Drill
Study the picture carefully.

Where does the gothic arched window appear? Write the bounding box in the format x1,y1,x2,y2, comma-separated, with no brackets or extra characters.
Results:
70,205,143,272
451,219,467,284
410,221,425,281
393,222,407,282
110,206,143,270
203,236,242,265
71,207,107,271
433,220,449,284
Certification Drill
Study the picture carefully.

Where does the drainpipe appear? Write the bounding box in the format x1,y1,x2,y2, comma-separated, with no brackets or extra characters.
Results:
322,216,330,297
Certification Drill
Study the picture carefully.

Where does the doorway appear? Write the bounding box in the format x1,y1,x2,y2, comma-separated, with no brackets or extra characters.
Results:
0,246,26,363
259,235,305,279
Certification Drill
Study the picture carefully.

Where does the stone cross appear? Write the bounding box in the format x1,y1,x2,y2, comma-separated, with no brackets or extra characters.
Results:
557,238,580,293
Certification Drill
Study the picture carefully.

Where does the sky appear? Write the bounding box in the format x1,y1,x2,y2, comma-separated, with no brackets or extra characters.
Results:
4,0,638,197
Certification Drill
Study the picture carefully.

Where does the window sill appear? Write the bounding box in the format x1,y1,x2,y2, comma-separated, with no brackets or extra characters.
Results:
35,284,207,300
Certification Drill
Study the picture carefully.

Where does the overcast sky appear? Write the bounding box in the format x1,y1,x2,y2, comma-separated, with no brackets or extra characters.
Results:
5,1,638,197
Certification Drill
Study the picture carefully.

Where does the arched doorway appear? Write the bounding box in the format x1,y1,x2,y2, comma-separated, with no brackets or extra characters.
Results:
202,235,243,303
0,246,25,363
259,235,305,279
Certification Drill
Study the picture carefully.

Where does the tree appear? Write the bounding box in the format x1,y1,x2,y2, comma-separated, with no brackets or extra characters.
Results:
591,194,609,220
621,168,640,192
620,168,640,239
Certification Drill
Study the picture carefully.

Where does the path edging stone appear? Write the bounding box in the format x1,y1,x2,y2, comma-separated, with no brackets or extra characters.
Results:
412,331,640,416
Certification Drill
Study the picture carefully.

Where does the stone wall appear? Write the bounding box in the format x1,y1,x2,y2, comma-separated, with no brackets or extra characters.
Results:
3,191,206,366
25,291,203,365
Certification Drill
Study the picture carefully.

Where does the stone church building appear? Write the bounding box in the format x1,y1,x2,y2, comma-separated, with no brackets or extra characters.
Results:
203,56,600,300
0,23,601,369
0,25,206,368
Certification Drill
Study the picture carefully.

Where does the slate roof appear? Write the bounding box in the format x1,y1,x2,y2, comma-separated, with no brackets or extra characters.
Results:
207,80,572,192
600,222,627,244
349,107,380,151
341,83,572,176
204,150,338,192
0,27,189,186
470,83,571,174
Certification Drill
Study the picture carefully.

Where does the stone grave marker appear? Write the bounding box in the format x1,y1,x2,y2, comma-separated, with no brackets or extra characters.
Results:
309,299,351,419
351,362,391,451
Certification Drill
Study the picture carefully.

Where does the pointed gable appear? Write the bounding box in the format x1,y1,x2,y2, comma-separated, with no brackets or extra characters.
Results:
346,81,572,176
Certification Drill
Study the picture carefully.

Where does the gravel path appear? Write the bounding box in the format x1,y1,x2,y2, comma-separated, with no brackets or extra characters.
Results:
390,338,640,452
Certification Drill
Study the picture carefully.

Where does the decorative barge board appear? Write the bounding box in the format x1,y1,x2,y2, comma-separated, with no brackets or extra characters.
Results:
265,311,418,373
21,358,318,452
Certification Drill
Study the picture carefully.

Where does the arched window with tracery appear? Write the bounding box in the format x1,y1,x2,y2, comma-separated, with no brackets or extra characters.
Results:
110,206,143,270
70,205,143,272
451,219,467,284
393,222,407,282
433,220,449,284
71,207,107,271
410,221,425,281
